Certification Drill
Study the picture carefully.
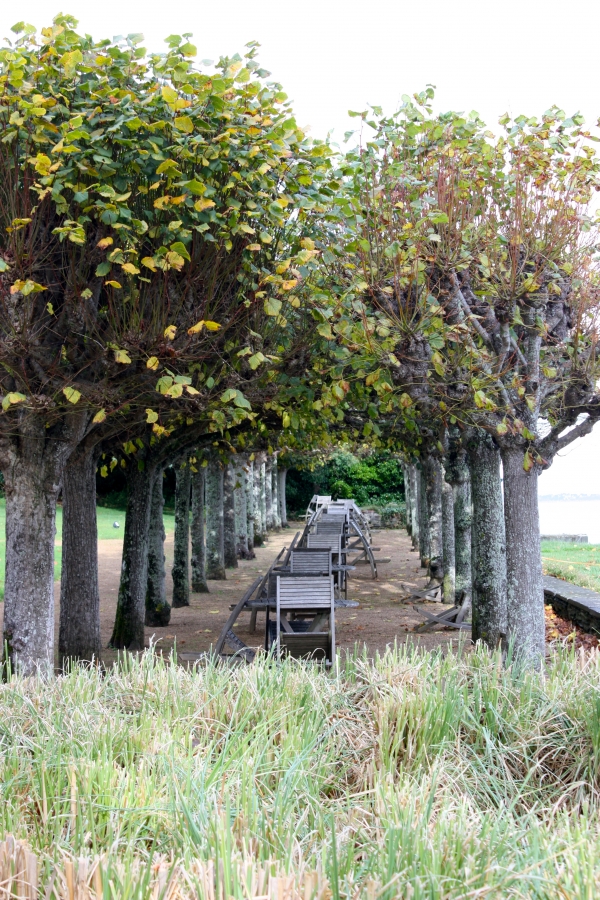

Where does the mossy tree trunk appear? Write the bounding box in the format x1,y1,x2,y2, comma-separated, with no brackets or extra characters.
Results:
206,458,226,580
245,459,256,556
191,466,209,593
441,478,456,604
272,457,281,529
110,460,157,650
223,462,238,569
278,466,288,527
446,447,472,600
234,460,251,559
424,456,444,584
502,445,544,667
418,465,430,567
265,457,274,530
145,469,171,626
172,462,191,608
468,436,507,650
59,441,102,665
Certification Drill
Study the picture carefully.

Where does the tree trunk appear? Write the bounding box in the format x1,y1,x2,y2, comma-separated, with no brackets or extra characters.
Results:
272,457,281,529
190,466,209,592
1,413,86,676
260,458,267,539
403,465,412,537
145,470,171,626
110,461,157,650
206,459,226,580
502,445,545,667
234,461,251,559
424,456,443,582
418,466,429,566
223,463,238,568
59,443,101,664
445,448,472,599
468,437,507,650
442,478,456,604
265,457,274,530
245,459,256,555
409,465,420,551
171,463,191,608
253,457,265,546
278,467,288,528
3,460,60,675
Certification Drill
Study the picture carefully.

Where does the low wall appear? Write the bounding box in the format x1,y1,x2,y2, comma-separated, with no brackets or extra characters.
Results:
543,575,600,635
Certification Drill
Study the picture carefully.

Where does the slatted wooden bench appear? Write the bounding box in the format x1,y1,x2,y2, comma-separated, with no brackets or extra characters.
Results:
271,575,336,664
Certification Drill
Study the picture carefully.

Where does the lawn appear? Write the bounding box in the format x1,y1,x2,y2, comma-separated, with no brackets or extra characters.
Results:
1,646,600,898
541,539,600,593
0,499,174,598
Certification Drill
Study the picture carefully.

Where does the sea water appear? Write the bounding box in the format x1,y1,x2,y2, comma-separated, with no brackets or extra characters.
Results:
538,499,600,543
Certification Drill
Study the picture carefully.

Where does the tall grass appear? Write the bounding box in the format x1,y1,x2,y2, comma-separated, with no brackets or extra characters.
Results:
1,644,600,897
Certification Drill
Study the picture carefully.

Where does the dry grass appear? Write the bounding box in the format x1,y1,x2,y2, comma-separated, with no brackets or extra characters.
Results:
1,644,600,898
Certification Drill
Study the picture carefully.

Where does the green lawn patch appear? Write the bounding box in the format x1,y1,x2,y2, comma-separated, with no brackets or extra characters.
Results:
0,499,174,599
541,540,600,593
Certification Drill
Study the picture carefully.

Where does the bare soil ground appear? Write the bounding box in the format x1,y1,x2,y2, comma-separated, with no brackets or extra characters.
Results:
86,523,467,665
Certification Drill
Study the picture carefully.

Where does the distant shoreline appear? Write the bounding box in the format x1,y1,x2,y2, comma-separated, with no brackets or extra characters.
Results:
539,495,600,502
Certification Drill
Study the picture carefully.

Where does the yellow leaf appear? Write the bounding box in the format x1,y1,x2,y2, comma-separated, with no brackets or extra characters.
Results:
141,257,157,272
281,279,298,291
204,321,221,331
121,262,140,275
146,356,160,370
194,198,216,212
97,237,113,249
185,385,200,395
187,320,205,335
246,244,261,251
92,409,106,424
114,349,132,364
1,391,27,411
164,325,177,340
63,386,81,404
105,280,122,289
161,85,178,104
145,408,159,423
174,115,194,134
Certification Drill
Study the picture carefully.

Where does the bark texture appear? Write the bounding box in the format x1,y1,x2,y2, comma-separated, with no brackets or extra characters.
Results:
245,460,256,555
271,457,281,529
223,463,238,568
418,466,430,566
278,467,288,528
190,467,209,593
260,458,267,540
502,446,545,667
441,478,456,604
145,470,171,626
265,457,274,530
1,413,86,676
206,459,226,579
446,449,472,600
403,465,412,537
233,461,251,559
468,437,507,649
171,463,191,608
424,456,443,582
110,461,157,650
59,443,102,664
409,465,420,551
252,457,264,545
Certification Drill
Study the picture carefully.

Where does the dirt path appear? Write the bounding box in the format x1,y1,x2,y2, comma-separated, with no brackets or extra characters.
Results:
87,523,466,664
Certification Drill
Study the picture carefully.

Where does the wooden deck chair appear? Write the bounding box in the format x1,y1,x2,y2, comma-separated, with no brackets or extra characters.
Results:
289,548,332,575
307,533,344,558
274,575,335,664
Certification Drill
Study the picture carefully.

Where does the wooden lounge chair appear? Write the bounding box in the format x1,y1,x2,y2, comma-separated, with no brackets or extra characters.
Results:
289,548,332,575
270,574,336,664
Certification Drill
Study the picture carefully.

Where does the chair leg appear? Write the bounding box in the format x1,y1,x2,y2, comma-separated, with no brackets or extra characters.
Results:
249,608,258,633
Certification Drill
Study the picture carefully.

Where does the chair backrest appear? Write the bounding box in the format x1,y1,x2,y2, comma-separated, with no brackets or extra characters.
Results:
290,549,332,575
316,522,345,535
277,575,335,609
307,534,343,554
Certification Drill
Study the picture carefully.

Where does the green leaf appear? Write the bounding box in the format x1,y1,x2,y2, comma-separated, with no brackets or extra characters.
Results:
264,297,282,317
2,391,26,411
170,241,191,262
248,352,266,370
0,259,9,272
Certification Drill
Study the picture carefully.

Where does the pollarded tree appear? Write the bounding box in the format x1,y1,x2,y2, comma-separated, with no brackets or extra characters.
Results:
0,15,333,673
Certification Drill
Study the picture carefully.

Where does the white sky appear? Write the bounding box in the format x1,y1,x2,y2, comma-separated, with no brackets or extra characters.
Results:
2,0,599,493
